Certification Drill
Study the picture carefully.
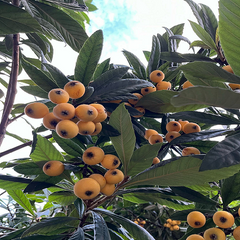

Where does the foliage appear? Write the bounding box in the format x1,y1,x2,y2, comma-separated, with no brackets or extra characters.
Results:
1,0,240,239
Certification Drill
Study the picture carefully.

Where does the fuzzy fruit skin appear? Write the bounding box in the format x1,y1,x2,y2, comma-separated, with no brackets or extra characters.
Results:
238,207,240,217
182,81,194,89
43,112,61,130
149,70,165,83
183,122,201,134
186,234,204,240
229,83,240,90
141,86,156,96
128,93,143,105
148,134,163,145
89,174,106,189
101,154,121,169
233,226,240,240
144,129,159,140
165,131,181,142
203,228,225,240
75,104,98,122
53,103,75,120
104,169,124,184
182,147,200,156
24,102,49,119
100,183,116,196
77,121,95,135
178,120,189,129
64,81,85,99
166,121,182,132
152,157,160,164
212,211,235,228
43,161,64,176
156,81,171,90
133,107,145,118
222,65,234,74
56,120,79,139
82,146,105,165
187,211,206,228
74,178,100,200
48,88,69,104
90,122,102,136
90,103,107,123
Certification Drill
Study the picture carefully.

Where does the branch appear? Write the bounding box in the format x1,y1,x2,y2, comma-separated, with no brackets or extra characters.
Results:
0,226,16,231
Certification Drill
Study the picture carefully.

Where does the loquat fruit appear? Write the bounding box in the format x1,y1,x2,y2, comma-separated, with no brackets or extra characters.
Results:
77,121,95,135
229,83,240,90
186,234,204,240
74,178,100,200
75,104,98,122
144,129,159,140
24,102,49,119
55,120,79,139
90,122,102,136
166,219,172,223
182,81,194,89
172,225,179,231
104,169,124,184
43,160,64,176
203,227,225,240
148,134,163,145
183,122,201,134
128,93,143,105
238,207,240,216
90,103,108,123
166,121,182,132
48,88,69,104
100,183,116,196
141,86,156,96
64,81,85,99
233,226,240,240
42,112,61,130
82,146,105,165
149,70,165,83
187,211,206,228
53,103,75,120
101,154,121,169
89,174,106,189
124,102,132,107
165,131,181,142
152,157,160,165
182,147,200,156
212,210,234,229
222,65,234,74
178,119,189,129
156,81,171,90
133,107,145,118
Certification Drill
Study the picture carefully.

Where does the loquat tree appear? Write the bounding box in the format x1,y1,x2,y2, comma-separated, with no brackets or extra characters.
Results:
2,0,240,239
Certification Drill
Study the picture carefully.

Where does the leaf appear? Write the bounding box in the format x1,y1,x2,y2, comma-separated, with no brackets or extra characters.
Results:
7,190,35,216
189,20,217,52
219,0,240,76
93,58,110,80
14,162,43,175
52,131,83,157
136,90,206,113
20,85,48,99
183,140,218,154
170,111,240,125
93,208,155,240
171,86,240,109
122,50,146,79
69,227,85,240
29,0,88,52
147,35,161,75
127,143,162,176
21,57,58,92
0,1,41,34
42,63,69,88
48,191,76,206
109,104,136,175
91,211,111,240
21,217,79,237
122,156,240,188
199,131,240,171
0,175,32,190
74,198,85,218
75,30,103,86
30,134,64,166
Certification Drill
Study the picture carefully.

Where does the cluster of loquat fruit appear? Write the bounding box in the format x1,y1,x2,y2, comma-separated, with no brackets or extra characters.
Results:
164,219,181,231
24,80,107,139
133,218,146,228
145,119,201,164
42,146,125,200
186,209,240,240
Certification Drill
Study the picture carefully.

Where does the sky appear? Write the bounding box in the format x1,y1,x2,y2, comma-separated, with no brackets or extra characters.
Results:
0,0,219,169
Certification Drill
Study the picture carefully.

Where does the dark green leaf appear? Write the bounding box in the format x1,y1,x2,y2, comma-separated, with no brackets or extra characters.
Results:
101,122,120,137
93,58,110,80
20,85,48,99
75,30,103,86
48,191,76,206
183,140,218,154
14,162,43,175
0,175,32,190
0,228,27,240
75,86,94,104
69,227,84,240
109,104,136,175
74,198,85,218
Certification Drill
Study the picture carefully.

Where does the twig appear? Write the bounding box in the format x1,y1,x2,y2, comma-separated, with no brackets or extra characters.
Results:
0,226,16,231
